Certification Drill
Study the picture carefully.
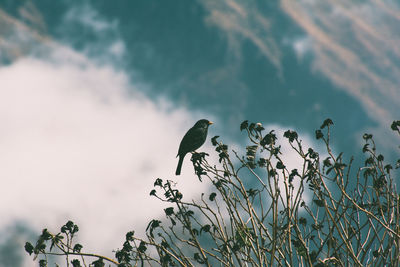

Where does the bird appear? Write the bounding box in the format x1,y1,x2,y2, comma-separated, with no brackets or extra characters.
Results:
176,119,213,175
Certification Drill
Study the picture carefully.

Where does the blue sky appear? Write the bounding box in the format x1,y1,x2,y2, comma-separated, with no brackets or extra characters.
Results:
0,1,399,266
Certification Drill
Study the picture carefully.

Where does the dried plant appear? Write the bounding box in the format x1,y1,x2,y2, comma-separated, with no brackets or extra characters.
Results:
26,119,400,267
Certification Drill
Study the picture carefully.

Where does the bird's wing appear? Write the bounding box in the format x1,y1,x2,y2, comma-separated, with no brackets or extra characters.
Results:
177,127,207,155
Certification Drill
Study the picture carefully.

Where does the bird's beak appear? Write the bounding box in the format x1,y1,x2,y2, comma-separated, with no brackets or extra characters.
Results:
208,121,213,125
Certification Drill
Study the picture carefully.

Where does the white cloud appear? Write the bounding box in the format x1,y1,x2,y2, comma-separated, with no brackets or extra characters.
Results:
108,39,126,58
293,36,313,59
201,0,282,71
283,35,313,60
0,46,213,265
63,3,118,33
58,2,127,67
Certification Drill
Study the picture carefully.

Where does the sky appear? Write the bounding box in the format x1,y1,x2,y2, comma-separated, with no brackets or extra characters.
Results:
0,0,399,266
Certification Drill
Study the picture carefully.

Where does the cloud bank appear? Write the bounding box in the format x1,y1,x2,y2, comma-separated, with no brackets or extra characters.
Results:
0,46,214,266
0,4,216,265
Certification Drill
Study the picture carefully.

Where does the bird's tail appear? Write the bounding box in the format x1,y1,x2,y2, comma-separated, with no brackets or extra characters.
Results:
175,155,185,175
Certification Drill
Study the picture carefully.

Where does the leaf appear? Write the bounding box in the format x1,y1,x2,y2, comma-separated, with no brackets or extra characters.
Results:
365,157,374,165
138,241,147,253
315,129,323,140
276,161,285,170
160,254,172,264
209,192,217,201
289,169,299,183
35,241,46,254
323,157,332,167
72,225,79,235
248,161,256,169
247,188,258,197
174,191,183,201
255,123,264,132
41,229,51,240
271,146,281,156
211,136,220,146
192,229,199,236
71,259,82,267
153,178,163,187
391,120,400,131
362,143,369,153
146,220,161,238
320,118,333,129
200,224,211,234
258,157,267,167
24,242,34,255
384,164,392,173
126,231,134,241
249,122,256,131
283,130,298,142
73,244,83,253
334,162,347,170
194,253,205,264
246,155,255,161
260,130,276,146
313,199,324,207
185,210,194,217
39,259,47,267
246,145,258,157
123,241,133,252
240,120,248,131
307,148,318,159
65,221,74,231
363,133,373,140
164,207,174,216
92,258,104,267
216,144,228,152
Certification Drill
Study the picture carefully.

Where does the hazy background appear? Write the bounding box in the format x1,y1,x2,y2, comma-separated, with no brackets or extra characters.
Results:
0,0,399,266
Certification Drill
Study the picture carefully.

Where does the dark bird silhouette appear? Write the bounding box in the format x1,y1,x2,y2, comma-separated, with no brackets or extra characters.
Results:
176,119,213,175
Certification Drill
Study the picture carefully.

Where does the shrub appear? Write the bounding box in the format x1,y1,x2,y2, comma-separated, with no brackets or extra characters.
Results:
26,119,400,266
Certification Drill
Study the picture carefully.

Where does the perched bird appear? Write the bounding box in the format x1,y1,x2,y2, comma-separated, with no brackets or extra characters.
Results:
176,119,213,175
